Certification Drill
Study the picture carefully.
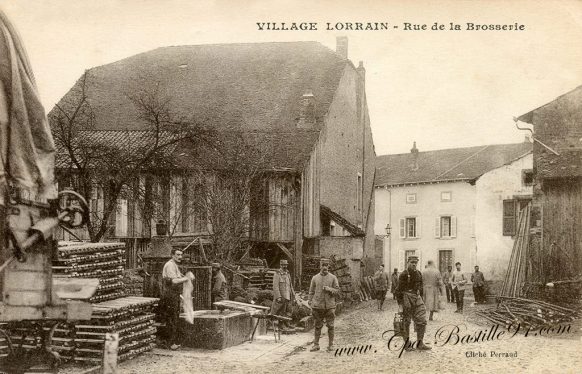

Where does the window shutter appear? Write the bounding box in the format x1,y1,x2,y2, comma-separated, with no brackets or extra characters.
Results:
399,250,405,271
451,216,457,238
399,218,405,238
503,200,517,236
416,217,421,238
434,217,441,238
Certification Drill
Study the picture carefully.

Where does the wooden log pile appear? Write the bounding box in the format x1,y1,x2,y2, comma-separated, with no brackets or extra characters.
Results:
476,296,580,330
330,258,357,302
53,242,127,303
356,276,377,301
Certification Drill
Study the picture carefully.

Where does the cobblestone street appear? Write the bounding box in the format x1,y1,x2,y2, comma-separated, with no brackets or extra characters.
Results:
105,298,582,374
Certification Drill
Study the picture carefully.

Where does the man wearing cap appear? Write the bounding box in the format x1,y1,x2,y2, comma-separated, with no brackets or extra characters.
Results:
397,256,431,351
211,262,228,306
162,248,193,350
272,259,295,329
308,258,340,352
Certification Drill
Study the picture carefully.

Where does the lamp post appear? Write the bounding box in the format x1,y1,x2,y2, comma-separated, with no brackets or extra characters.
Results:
384,223,392,274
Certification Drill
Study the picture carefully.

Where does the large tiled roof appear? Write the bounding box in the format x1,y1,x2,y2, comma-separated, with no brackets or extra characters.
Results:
375,142,532,187
51,42,348,171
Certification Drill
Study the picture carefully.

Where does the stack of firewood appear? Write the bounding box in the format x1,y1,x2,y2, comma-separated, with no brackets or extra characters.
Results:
476,296,580,330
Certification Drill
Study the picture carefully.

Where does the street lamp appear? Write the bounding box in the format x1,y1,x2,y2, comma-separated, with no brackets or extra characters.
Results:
385,223,391,237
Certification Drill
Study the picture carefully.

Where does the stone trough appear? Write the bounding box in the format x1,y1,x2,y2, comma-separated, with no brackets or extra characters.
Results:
179,310,258,349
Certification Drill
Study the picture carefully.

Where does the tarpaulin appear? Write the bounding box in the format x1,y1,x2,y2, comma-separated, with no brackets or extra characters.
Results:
0,10,57,204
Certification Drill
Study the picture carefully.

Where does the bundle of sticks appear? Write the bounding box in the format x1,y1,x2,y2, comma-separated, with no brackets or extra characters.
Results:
476,296,580,330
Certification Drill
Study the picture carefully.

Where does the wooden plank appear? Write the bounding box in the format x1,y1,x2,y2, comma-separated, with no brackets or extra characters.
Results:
213,300,270,311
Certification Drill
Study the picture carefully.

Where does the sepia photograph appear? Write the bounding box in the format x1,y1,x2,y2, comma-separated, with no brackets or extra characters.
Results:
0,0,581,373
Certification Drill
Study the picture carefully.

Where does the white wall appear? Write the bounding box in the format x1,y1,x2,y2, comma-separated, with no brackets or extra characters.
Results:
474,153,533,282
376,182,476,275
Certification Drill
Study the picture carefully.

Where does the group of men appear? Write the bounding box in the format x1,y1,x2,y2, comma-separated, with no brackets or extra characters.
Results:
372,257,487,352
160,247,485,354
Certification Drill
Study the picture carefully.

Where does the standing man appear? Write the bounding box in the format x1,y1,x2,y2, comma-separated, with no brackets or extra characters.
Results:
397,256,431,351
471,265,486,304
391,268,399,300
309,258,340,352
452,262,467,313
272,259,295,329
162,248,192,350
443,265,455,303
422,260,443,321
211,262,228,306
373,264,390,310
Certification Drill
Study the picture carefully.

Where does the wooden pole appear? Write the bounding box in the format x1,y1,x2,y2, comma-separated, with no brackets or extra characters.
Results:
102,332,119,374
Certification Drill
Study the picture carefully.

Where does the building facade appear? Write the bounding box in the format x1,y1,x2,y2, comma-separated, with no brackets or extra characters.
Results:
375,142,532,290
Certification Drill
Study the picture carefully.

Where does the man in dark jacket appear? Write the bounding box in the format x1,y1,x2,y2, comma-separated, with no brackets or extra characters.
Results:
308,258,340,352
471,265,486,304
391,268,399,300
374,264,390,310
397,256,431,351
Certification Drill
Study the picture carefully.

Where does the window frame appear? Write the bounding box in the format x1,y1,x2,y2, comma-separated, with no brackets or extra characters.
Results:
440,191,452,202
522,169,534,187
406,193,417,204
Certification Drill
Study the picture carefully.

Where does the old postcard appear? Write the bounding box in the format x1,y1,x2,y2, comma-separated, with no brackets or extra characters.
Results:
0,0,581,373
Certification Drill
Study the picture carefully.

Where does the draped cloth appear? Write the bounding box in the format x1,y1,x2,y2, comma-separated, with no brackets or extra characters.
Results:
0,10,57,204
182,272,195,324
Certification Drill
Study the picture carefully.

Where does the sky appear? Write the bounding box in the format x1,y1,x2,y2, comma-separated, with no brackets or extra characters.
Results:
2,0,582,155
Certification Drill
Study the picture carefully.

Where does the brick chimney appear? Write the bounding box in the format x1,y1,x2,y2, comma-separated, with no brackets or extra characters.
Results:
336,36,348,59
297,90,316,128
411,141,419,171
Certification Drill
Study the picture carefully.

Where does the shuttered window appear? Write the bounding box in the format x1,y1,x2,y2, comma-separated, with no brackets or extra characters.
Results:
400,217,420,238
503,199,517,236
435,215,457,238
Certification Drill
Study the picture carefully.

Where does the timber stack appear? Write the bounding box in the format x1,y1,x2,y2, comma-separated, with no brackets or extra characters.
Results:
5,242,159,365
53,242,127,302
329,258,357,302
70,296,158,363
356,276,376,301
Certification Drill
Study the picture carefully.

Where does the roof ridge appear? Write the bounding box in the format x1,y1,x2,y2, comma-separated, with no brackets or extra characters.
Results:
376,142,527,158
433,145,490,180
